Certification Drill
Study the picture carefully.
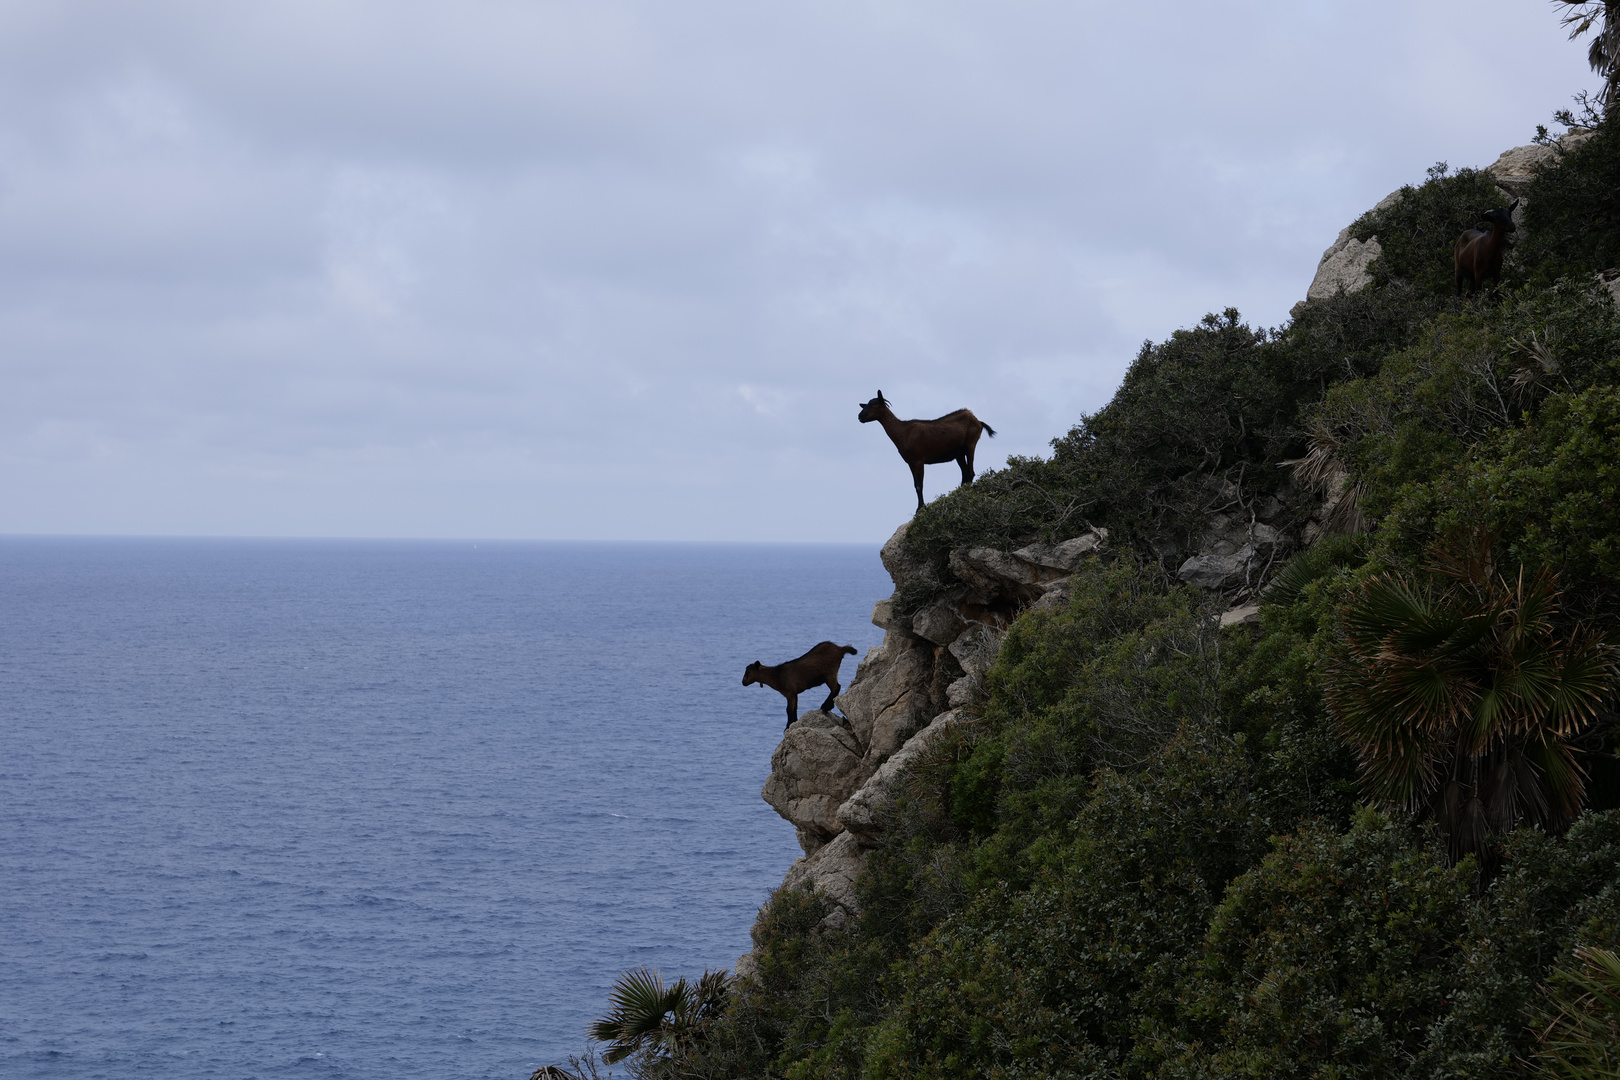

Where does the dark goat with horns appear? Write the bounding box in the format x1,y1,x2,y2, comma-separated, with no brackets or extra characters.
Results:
857,391,996,512
742,641,856,731
1454,200,1518,294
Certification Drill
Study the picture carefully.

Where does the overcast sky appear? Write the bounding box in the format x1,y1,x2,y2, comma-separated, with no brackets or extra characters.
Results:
0,1,1600,542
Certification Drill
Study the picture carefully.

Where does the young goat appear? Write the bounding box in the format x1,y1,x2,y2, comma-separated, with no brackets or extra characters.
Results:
1454,200,1519,294
857,391,996,512
742,641,857,731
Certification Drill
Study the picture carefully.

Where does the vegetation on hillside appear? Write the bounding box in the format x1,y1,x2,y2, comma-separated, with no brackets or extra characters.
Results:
552,61,1620,1080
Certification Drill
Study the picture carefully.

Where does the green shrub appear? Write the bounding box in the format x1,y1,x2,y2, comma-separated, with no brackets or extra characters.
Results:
866,723,1269,1079
1519,115,1620,283
1148,811,1473,1079
1349,163,1513,296
1434,385,1620,609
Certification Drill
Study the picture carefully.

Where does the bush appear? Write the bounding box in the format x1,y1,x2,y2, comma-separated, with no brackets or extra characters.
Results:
1349,163,1513,297
1519,115,1620,283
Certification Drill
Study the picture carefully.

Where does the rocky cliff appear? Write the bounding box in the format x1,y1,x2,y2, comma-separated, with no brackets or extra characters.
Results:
737,128,1615,979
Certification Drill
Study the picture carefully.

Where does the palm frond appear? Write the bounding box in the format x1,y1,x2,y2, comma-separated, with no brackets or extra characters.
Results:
1326,533,1618,869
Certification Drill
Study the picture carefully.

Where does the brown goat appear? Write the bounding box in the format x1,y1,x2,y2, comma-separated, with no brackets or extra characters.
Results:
857,390,996,512
742,641,857,730
1454,200,1518,294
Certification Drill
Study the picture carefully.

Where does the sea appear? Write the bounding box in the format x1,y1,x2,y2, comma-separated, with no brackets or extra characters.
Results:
0,538,891,1079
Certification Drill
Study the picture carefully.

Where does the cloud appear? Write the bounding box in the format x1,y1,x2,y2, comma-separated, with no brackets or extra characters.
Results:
0,0,1602,539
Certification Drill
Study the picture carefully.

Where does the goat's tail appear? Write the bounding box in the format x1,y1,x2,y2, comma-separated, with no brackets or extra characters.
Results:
982,421,997,438
841,644,857,655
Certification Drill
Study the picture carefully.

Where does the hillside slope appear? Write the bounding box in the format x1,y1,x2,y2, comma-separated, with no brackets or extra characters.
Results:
578,117,1620,1080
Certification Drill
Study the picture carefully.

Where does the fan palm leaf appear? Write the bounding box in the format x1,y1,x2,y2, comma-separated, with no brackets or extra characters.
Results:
1534,945,1620,1078
1326,529,1618,866
587,965,730,1068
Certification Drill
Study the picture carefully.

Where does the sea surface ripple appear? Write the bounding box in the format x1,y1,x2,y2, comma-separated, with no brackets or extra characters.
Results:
0,538,888,1078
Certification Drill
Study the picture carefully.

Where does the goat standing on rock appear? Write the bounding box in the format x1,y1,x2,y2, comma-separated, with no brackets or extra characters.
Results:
743,642,857,731
857,391,996,512
1454,200,1518,294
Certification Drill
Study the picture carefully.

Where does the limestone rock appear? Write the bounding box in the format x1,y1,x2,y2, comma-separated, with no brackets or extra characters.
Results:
870,597,903,632
1307,231,1383,302
1012,528,1107,573
838,635,936,764
949,547,1058,603
879,521,925,591
1219,603,1261,628
1487,131,1592,197
911,600,966,645
1177,517,1284,591
1026,581,1073,613
947,622,1003,681
761,711,866,855
780,829,866,928
1603,271,1620,309
839,711,963,842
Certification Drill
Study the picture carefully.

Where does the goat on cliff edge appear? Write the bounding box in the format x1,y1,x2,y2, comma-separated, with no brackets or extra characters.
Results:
743,641,857,731
858,390,996,512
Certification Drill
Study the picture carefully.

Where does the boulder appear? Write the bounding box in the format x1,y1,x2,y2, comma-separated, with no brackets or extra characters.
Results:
1603,271,1620,309
1307,231,1382,302
761,711,866,855
870,597,903,632
1219,603,1261,628
1026,581,1073,613
779,830,866,929
911,600,966,645
838,635,936,763
1177,518,1284,591
879,521,926,591
1302,188,1401,307
949,547,1058,602
1487,131,1592,197
947,622,1003,682
1011,528,1107,573
838,711,963,842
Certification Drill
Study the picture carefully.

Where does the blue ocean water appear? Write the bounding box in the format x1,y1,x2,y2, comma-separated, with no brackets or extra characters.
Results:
0,538,889,1079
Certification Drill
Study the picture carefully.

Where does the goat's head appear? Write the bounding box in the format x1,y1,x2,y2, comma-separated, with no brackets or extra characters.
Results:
857,391,890,423
1483,200,1520,233
742,661,762,686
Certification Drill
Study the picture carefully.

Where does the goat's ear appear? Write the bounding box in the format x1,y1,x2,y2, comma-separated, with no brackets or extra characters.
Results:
1509,199,1520,211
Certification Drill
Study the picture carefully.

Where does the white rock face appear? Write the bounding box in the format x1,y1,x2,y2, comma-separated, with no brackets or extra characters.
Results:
838,711,963,842
911,600,966,645
870,597,902,631
1177,518,1285,591
1307,231,1383,302
944,622,1004,705
879,521,924,590
1219,603,1261,628
1302,189,1402,306
780,830,866,929
1012,529,1107,573
761,711,866,855
838,635,936,763
1487,131,1592,197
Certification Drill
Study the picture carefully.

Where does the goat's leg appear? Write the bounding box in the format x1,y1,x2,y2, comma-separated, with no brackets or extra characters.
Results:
957,452,974,487
820,679,840,713
910,461,925,511
785,692,798,731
